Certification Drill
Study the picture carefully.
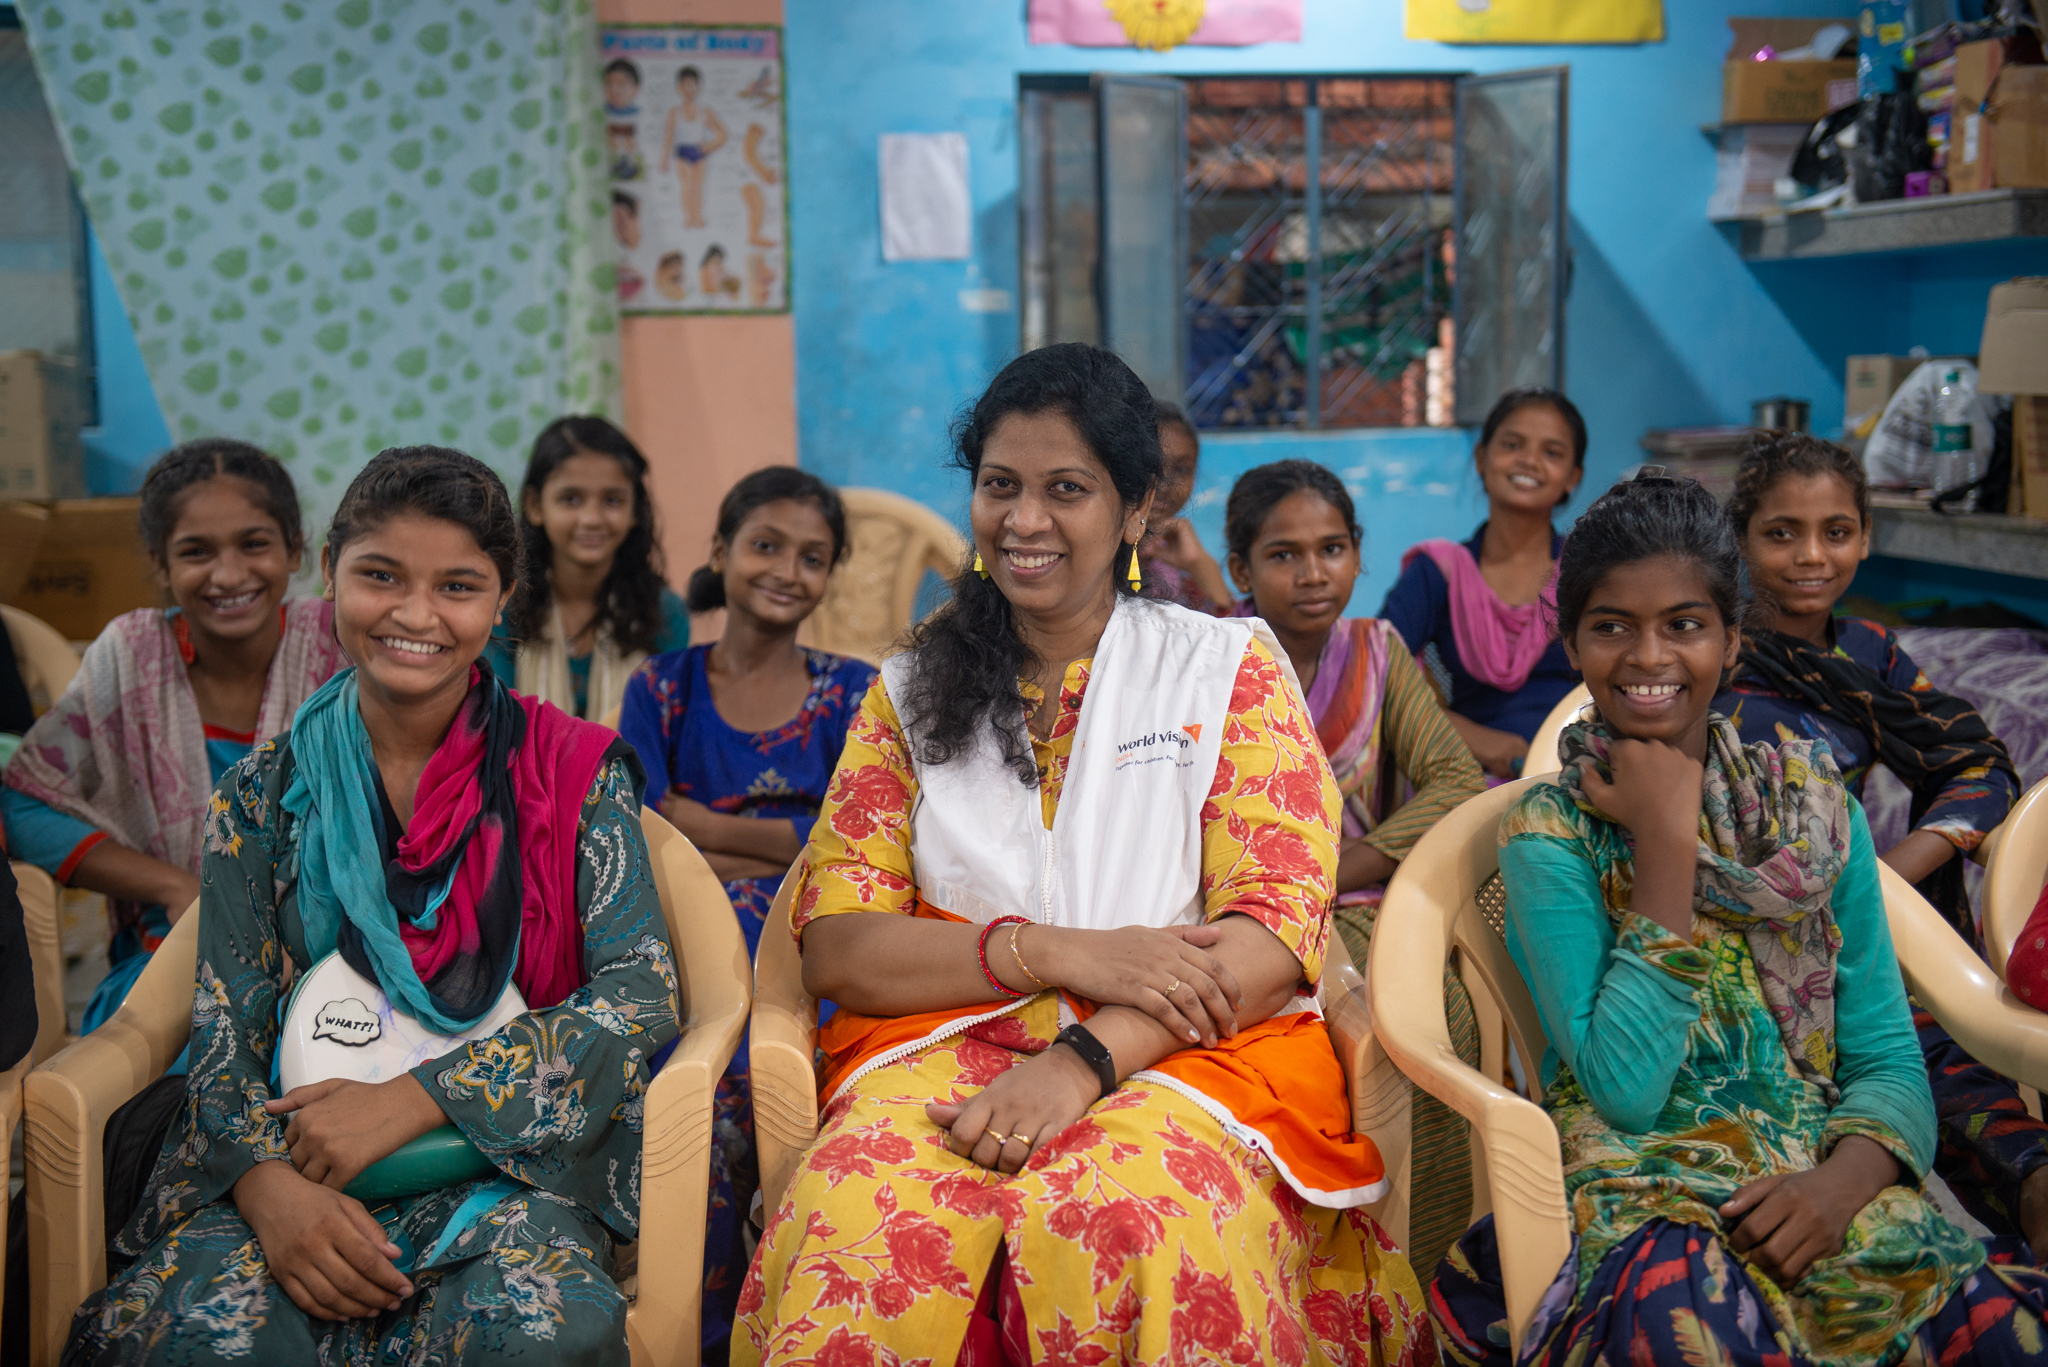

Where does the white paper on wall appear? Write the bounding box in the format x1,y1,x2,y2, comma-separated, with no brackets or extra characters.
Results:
879,133,971,261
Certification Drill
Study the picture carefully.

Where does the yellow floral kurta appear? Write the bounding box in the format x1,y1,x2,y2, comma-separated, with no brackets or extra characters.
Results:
735,640,1435,1366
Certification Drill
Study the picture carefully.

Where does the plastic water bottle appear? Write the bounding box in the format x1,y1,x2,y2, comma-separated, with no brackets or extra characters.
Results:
1933,368,1980,511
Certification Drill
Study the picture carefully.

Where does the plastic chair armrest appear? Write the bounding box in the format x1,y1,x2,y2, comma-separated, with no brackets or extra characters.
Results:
0,1051,31,1323
25,1006,193,1364
750,994,819,1223
1371,889,1568,1353
1881,861,2048,1092
628,998,748,1367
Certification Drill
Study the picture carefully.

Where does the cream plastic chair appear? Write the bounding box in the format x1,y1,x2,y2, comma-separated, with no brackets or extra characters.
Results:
1373,774,2048,1354
2,603,82,715
24,808,751,1367
750,869,1416,1247
795,488,967,665
1982,776,2048,980
1522,684,1590,781
0,1047,31,1307
14,861,68,1066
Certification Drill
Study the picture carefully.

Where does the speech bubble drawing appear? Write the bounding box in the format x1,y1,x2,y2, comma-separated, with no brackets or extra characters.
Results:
311,998,383,1047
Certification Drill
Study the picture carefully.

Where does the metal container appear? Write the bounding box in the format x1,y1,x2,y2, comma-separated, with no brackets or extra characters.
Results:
1751,397,1812,432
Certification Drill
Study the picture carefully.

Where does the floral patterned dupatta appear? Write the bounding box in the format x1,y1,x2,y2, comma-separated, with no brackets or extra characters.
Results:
1309,618,1402,840
1556,712,1853,1102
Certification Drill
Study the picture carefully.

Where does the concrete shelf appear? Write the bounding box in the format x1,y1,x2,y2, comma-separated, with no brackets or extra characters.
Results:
1870,506,2048,582
1722,188,2048,260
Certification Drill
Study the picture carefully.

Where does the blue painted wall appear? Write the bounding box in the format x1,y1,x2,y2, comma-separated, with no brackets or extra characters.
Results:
782,0,2032,615
81,223,172,495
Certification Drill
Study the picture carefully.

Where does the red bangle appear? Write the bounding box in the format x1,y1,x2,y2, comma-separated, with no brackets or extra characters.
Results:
977,916,1031,999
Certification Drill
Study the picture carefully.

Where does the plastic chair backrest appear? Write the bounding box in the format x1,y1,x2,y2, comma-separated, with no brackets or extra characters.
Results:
14,862,68,1065
1523,684,1590,781
797,488,967,664
1984,776,2048,979
2,605,81,715
1371,776,1567,1351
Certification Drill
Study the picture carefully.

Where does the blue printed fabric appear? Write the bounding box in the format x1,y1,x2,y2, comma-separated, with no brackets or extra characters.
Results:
616,643,874,1356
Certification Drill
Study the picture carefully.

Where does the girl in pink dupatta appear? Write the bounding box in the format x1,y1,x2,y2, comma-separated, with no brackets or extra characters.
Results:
1380,388,1587,779
65,446,678,1367
2,441,345,1029
1225,458,1487,1278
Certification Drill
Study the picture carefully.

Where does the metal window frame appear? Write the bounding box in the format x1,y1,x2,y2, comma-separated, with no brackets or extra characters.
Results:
1451,66,1570,427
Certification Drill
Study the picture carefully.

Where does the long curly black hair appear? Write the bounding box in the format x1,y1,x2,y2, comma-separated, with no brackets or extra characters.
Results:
506,416,667,655
897,343,1162,786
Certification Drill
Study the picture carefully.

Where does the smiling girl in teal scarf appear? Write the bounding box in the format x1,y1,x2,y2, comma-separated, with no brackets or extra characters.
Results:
66,447,680,1367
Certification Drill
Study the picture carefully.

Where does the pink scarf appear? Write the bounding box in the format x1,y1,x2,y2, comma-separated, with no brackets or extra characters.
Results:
388,677,618,1013
1401,539,1558,693
5,599,345,932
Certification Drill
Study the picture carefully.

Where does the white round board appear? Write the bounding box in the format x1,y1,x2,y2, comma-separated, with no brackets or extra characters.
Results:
279,952,529,1094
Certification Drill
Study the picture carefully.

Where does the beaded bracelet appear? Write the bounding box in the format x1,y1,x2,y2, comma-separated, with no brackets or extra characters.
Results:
977,915,1032,999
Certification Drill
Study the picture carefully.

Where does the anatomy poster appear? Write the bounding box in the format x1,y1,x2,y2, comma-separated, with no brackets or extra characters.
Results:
600,26,787,314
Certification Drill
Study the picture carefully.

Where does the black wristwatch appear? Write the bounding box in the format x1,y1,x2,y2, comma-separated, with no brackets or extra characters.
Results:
1052,1024,1118,1101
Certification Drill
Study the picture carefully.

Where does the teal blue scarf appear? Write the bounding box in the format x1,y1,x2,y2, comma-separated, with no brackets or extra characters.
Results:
283,669,483,1035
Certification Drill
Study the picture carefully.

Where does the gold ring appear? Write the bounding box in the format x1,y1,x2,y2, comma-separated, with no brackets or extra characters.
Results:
1165,976,1181,997
986,1131,1011,1146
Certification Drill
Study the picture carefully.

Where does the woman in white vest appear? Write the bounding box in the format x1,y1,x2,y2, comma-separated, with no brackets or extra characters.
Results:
735,345,1431,1366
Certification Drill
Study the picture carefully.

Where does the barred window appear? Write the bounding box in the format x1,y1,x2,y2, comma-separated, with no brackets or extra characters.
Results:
1019,68,1567,432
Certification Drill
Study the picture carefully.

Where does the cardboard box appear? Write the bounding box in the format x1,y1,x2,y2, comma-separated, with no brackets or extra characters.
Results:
1979,276,2048,395
0,351,85,501
0,502,50,603
1708,124,1807,219
1846,354,1921,426
7,498,161,642
1723,19,1860,124
1953,38,2048,192
2017,396,2048,521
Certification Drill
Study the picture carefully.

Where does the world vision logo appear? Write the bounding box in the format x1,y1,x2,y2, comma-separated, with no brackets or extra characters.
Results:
1114,723,1205,771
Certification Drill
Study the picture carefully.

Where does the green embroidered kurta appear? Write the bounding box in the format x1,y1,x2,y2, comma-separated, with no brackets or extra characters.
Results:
1500,784,1995,1367
64,741,680,1366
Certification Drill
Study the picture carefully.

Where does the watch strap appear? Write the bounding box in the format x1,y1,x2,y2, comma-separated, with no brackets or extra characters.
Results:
1053,1024,1117,1101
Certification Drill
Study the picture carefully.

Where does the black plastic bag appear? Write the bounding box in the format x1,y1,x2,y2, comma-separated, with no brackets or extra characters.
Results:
1850,89,1931,202
1789,103,1864,194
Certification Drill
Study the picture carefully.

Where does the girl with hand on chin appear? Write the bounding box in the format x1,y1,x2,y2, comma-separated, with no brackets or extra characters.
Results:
1716,433,2047,1264
1380,388,1587,780
1222,458,1483,1277
65,448,678,1366
1433,470,2048,1366
738,345,1431,1367
487,416,689,723
3,441,345,1031
615,466,874,1359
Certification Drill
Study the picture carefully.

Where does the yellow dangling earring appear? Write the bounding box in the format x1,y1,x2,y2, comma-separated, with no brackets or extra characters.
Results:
974,551,989,580
1127,542,1144,590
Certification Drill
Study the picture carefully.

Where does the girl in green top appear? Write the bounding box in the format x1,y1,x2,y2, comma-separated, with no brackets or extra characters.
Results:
1432,469,2048,1366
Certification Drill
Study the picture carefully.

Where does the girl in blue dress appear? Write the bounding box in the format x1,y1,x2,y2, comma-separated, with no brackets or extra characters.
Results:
1380,388,1586,777
616,466,874,1363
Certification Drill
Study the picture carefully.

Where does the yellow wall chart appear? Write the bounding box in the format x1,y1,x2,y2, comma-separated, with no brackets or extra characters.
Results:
1405,0,1664,44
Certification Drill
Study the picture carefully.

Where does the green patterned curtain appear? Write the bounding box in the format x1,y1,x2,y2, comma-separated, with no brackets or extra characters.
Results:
22,0,620,536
